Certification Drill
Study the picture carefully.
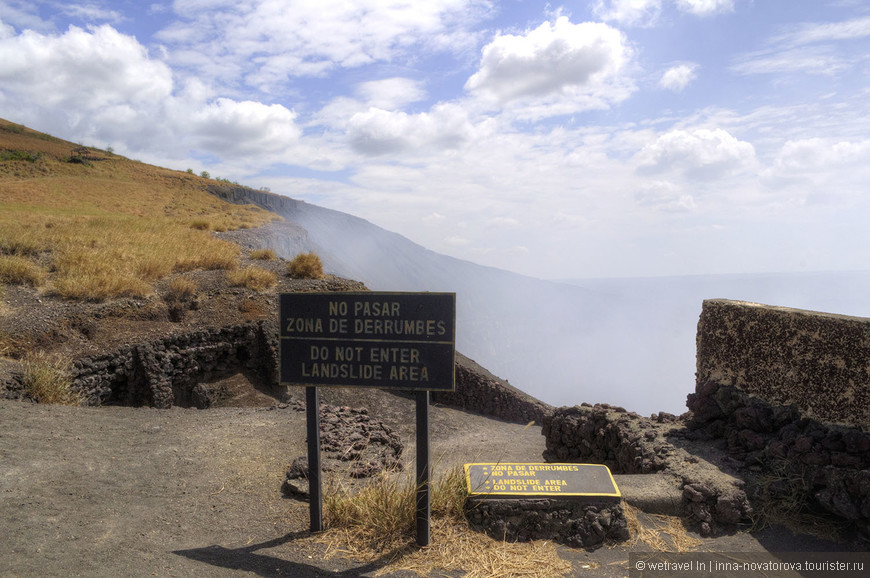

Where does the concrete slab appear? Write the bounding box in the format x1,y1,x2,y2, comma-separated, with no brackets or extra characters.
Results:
614,473,683,516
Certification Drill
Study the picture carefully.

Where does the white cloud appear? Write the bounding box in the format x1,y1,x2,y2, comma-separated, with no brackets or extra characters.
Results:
733,16,870,77
0,25,172,112
346,102,476,155
658,63,697,91
732,46,848,76
157,0,491,91
0,18,14,39
465,17,633,116
0,1,50,33
0,22,314,169
776,137,870,169
486,217,520,227
771,16,870,48
635,128,757,179
763,138,870,188
355,78,427,109
593,0,662,26
594,0,733,26
60,3,125,24
675,0,734,17
188,98,302,156
422,212,446,225
635,181,697,212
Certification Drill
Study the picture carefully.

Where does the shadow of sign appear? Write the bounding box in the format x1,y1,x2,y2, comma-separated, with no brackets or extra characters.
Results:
173,531,394,577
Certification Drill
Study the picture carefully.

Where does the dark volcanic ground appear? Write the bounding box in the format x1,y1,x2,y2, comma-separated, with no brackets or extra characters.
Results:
1,386,855,578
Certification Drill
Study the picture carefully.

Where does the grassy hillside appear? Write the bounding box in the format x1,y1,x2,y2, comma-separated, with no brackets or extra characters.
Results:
0,118,281,301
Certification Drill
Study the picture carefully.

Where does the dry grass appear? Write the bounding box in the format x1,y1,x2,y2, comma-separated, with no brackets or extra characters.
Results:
250,248,276,260
0,327,31,359
287,252,323,279
749,462,842,542
166,277,198,301
227,266,277,291
623,503,702,552
189,218,211,230
0,118,282,301
317,466,573,578
21,351,82,405
0,255,45,286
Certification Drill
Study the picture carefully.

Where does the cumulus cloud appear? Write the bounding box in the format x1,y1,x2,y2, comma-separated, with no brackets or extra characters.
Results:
465,17,632,115
347,102,475,155
0,18,15,39
759,138,870,205
764,138,870,184
658,63,697,91
635,128,757,179
188,98,302,156
0,22,310,167
0,24,172,111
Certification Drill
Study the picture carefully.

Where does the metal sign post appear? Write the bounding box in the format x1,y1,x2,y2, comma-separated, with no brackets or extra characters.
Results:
306,386,323,532
279,292,455,544
416,390,430,546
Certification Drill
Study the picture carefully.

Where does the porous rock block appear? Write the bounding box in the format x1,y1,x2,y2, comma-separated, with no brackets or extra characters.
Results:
696,299,870,430
465,497,628,548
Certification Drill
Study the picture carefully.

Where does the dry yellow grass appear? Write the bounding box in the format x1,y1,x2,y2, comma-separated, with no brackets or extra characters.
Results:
623,503,702,552
0,118,281,301
227,266,277,291
167,277,198,301
0,255,45,286
287,252,323,279
317,467,573,578
250,248,276,260
21,351,82,405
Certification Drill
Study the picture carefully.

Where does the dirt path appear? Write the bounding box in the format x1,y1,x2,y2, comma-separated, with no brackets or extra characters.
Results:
1,397,856,577
0,395,547,577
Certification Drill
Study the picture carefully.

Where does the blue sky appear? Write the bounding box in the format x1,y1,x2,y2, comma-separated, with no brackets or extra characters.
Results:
2,0,870,279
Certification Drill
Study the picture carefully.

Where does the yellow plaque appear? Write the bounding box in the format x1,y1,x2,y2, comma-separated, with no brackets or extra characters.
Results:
465,463,621,499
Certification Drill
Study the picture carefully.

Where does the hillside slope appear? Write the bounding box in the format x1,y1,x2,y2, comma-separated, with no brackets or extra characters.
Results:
0,118,550,425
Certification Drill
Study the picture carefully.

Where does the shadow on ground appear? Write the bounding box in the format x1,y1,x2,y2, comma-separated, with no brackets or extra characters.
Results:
173,531,402,577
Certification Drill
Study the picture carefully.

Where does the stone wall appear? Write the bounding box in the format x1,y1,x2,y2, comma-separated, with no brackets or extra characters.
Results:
433,355,552,425
466,497,628,548
1,321,549,425
542,404,753,536
69,322,277,408
687,383,870,539
691,299,870,540
696,299,870,430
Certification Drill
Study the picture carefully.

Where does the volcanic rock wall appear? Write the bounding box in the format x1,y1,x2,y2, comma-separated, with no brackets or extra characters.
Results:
542,404,753,536
69,323,277,408
689,299,870,539
3,320,550,424
695,299,870,430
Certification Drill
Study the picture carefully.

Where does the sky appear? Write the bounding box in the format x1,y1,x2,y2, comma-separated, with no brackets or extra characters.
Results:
2,0,870,280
